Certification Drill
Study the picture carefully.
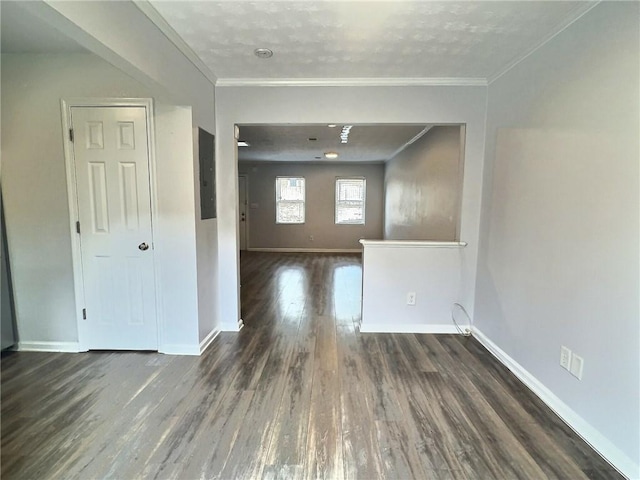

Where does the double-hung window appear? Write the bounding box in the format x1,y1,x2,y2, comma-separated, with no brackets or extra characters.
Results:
276,177,305,224
335,177,366,224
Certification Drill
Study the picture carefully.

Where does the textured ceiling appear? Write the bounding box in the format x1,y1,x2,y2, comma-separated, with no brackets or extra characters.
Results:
237,124,429,163
149,1,590,80
0,1,87,54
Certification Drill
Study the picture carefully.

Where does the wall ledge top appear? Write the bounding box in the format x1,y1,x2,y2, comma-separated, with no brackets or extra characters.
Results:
359,239,467,248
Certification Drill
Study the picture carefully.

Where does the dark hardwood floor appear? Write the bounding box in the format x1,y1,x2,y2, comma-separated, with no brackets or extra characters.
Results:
1,251,621,479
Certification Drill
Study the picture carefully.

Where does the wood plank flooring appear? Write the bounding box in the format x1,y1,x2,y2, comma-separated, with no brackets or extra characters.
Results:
1,252,622,479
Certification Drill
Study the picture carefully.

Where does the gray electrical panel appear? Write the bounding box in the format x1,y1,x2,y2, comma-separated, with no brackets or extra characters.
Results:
199,127,216,219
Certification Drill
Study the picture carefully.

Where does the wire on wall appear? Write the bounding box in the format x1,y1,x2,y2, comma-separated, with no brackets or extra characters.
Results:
451,303,472,337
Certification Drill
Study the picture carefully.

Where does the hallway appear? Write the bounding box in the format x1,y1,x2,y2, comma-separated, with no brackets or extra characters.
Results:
1,252,619,479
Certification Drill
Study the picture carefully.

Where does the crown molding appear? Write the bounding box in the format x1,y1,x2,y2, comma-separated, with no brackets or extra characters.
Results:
133,0,217,85
488,1,600,85
388,125,433,162
215,77,488,88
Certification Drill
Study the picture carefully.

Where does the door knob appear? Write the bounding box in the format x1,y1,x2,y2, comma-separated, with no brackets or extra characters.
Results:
138,242,149,251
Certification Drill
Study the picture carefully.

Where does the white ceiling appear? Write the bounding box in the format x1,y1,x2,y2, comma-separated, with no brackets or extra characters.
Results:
0,1,87,54
238,124,429,163
149,0,591,81
0,1,592,163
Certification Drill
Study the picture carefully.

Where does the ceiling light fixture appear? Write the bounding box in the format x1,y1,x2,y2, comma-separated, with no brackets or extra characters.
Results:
327,124,337,128
254,48,273,59
324,152,339,159
238,141,250,147
340,125,352,144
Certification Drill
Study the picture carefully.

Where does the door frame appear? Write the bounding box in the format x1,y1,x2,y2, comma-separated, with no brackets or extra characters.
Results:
238,174,249,251
61,98,161,352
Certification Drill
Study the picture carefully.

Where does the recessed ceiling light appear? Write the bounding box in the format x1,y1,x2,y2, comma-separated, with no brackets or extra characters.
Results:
327,124,337,128
254,48,273,59
238,141,250,147
324,152,339,159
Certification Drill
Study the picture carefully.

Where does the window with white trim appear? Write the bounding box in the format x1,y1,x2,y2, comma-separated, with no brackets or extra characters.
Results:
276,177,305,224
335,177,366,224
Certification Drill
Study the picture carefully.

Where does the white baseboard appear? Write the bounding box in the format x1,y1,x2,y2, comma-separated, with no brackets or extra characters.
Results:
159,343,200,356
359,324,459,334
247,247,361,253
473,328,638,480
199,329,220,354
220,319,243,332
17,341,81,353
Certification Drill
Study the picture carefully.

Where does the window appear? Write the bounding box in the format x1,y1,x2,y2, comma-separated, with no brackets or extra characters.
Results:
335,177,366,224
276,177,305,224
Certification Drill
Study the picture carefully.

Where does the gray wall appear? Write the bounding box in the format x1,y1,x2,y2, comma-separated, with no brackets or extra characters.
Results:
384,126,462,240
474,2,639,474
238,162,384,249
1,193,17,349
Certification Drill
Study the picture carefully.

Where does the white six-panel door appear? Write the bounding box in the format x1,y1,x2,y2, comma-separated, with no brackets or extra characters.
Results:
71,106,158,350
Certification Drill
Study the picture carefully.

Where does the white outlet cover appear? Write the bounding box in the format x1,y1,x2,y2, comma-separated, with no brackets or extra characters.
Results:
570,353,584,380
560,346,572,370
406,292,416,306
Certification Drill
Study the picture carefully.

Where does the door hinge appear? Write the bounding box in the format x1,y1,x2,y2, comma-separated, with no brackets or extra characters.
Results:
69,128,74,142
76,221,81,234
82,308,87,320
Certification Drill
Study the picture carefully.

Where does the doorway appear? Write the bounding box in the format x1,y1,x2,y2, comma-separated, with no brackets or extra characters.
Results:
238,175,248,251
234,123,466,330
65,101,158,351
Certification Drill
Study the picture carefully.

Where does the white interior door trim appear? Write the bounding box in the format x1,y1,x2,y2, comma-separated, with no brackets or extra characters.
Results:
61,98,162,352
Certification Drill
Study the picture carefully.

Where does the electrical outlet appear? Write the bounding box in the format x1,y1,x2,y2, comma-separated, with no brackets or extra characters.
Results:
560,346,572,370
570,353,584,380
406,292,416,306
309,235,314,241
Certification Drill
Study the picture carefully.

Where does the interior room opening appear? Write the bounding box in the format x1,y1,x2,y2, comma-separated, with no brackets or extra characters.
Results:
235,123,466,328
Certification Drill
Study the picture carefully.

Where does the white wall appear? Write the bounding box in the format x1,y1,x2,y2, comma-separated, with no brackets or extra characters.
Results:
385,126,463,241
153,105,200,352
216,85,487,330
1,54,153,344
1,53,205,353
474,3,639,477
194,128,219,344
238,161,384,250
360,242,468,333
23,0,215,130
20,0,220,348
